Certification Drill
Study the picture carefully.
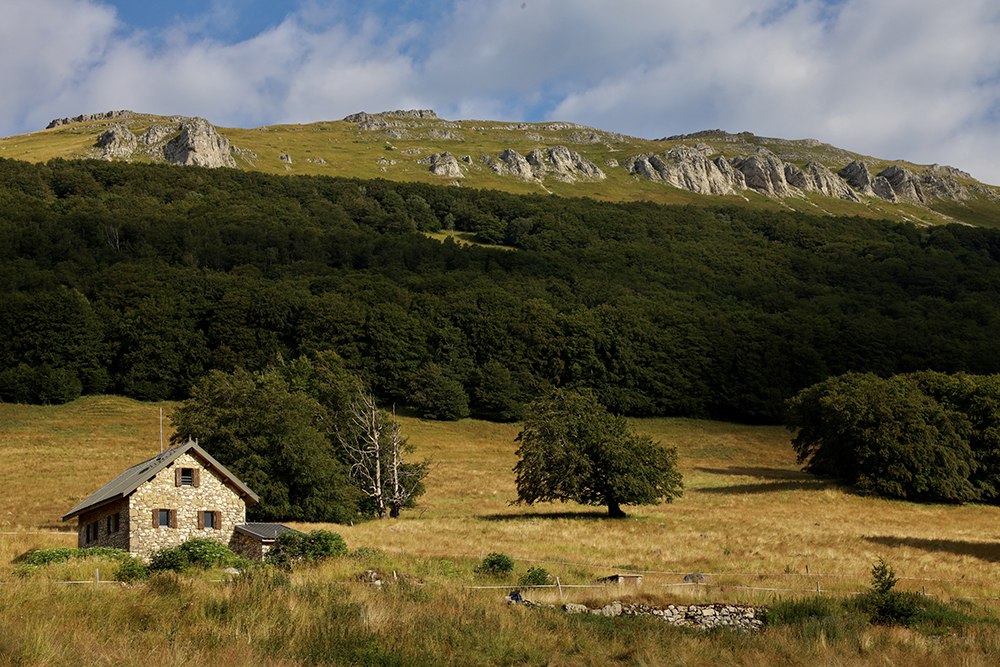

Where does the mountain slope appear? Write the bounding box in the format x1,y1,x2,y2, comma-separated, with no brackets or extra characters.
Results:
5,109,1000,227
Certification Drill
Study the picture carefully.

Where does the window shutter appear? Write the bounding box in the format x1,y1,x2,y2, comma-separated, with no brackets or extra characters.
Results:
175,468,182,487
212,510,220,530
198,511,204,529
193,469,201,488
169,509,178,529
152,508,158,527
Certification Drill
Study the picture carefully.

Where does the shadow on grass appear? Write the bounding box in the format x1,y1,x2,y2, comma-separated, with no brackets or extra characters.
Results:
694,466,810,481
865,535,1000,563
694,479,840,495
478,510,614,522
692,466,842,495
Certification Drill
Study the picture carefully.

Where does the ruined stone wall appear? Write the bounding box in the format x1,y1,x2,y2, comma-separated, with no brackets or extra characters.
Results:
128,452,246,560
75,498,129,551
561,601,765,631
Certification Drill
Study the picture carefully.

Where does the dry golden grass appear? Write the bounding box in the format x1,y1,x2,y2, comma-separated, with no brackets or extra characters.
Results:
5,396,1000,665
4,395,1000,602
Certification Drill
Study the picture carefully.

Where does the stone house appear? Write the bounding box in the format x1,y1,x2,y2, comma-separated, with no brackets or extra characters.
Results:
62,438,263,561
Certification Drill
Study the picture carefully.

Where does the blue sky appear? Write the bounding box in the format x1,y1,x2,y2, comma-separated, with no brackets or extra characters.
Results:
3,0,1000,184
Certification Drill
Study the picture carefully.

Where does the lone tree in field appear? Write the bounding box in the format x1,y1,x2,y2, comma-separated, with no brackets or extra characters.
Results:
512,388,683,518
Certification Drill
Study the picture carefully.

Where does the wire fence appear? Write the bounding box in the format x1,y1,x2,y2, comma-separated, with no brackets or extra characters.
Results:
3,539,999,603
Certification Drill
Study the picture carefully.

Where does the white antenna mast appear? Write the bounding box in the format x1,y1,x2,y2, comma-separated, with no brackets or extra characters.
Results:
159,407,163,453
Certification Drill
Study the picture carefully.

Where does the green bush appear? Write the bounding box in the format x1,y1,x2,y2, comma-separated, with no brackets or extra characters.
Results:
177,537,239,568
114,556,150,583
148,545,190,573
148,538,244,573
265,530,347,568
518,566,550,587
475,552,515,577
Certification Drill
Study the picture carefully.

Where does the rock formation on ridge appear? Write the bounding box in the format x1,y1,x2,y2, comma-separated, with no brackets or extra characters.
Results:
163,118,236,168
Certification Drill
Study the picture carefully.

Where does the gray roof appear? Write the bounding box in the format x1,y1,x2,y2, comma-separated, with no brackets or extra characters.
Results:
62,439,259,521
235,523,302,542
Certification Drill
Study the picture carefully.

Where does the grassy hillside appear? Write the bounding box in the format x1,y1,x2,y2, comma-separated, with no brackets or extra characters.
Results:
5,396,1000,664
8,111,1000,227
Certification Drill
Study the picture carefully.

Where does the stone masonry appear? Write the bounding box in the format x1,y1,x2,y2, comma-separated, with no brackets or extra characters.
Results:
127,452,246,560
560,600,765,631
75,498,129,551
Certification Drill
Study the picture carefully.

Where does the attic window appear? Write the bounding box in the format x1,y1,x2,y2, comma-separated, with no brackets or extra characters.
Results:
175,467,199,487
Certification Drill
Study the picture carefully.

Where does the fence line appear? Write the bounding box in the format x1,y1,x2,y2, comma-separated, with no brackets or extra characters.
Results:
4,544,997,601
388,547,996,586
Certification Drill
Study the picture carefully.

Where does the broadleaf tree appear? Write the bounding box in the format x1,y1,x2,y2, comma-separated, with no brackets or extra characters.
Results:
512,388,683,518
169,366,361,523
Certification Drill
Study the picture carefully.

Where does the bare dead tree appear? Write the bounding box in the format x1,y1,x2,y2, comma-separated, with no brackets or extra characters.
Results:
336,393,430,519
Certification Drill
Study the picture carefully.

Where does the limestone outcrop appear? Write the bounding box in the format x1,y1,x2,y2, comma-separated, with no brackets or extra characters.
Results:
731,149,796,197
163,118,236,168
96,124,137,160
624,147,742,195
526,146,605,182
419,152,465,178
838,161,897,202
785,161,860,201
879,164,924,203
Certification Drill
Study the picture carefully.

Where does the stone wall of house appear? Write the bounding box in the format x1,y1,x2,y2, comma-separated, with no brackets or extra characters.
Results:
231,531,267,561
128,452,246,560
75,498,129,551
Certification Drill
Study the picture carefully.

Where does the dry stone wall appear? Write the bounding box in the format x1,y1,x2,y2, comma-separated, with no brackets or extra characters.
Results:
128,452,246,560
560,600,765,631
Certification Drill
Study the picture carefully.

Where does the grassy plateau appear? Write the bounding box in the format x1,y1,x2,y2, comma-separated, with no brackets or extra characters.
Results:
3,396,1000,665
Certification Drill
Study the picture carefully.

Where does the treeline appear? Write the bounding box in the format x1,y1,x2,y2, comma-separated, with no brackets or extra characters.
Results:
2,157,1000,422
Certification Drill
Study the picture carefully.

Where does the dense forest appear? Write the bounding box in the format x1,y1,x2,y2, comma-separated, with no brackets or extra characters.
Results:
2,156,1000,423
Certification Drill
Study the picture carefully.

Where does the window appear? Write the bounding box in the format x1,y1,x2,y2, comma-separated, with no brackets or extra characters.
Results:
106,513,119,534
175,467,200,487
154,508,177,528
199,510,219,530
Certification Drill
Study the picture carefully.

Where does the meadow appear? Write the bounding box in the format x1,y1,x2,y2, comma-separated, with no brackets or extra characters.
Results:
3,395,1000,665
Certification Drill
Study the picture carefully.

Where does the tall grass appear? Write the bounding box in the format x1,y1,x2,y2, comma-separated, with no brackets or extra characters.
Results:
6,395,1000,663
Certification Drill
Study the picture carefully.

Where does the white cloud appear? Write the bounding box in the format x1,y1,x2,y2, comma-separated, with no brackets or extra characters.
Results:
3,0,1000,183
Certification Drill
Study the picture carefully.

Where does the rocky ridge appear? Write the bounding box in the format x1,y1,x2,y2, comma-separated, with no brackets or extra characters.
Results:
625,143,985,205
37,110,1000,216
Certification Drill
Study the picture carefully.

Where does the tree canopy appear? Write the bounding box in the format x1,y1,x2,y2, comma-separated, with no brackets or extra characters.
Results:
787,371,1000,503
5,158,1000,423
169,365,362,522
513,388,683,517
